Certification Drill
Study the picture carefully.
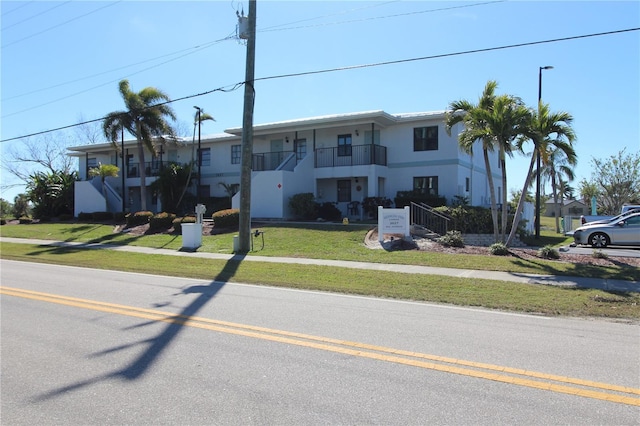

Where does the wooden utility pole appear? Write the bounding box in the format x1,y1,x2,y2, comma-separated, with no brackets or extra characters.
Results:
238,0,256,253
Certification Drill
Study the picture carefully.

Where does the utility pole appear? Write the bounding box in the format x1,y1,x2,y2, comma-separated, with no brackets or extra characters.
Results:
238,0,256,253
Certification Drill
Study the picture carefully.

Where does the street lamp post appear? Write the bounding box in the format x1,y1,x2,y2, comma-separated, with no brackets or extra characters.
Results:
194,106,202,204
535,65,553,239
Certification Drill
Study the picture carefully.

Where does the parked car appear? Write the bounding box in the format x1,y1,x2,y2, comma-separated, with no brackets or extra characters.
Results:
581,207,640,225
573,212,640,248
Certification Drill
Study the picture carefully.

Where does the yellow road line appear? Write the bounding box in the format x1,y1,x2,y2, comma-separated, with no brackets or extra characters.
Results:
2,286,639,406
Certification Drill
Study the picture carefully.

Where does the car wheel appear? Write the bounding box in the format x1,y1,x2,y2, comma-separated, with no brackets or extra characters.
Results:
589,232,610,248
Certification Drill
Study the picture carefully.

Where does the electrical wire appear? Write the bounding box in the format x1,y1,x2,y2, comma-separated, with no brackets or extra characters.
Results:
1,1,71,31
1,27,637,144
1,1,123,49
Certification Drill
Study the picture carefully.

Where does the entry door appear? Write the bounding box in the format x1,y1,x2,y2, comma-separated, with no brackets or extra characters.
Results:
270,139,283,169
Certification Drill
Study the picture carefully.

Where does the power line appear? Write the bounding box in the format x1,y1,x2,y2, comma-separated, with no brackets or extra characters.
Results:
1,1,123,49
1,27,637,144
1,1,72,32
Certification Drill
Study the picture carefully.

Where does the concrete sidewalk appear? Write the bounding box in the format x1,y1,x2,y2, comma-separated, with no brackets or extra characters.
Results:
2,237,638,293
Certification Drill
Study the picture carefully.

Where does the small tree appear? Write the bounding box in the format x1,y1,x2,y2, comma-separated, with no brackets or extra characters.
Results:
584,149,640,214
89,163,120,211
12,194,31,218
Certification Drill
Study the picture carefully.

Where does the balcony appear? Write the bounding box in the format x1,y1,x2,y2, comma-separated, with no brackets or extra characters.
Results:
314,144,387,168
126,162,163,178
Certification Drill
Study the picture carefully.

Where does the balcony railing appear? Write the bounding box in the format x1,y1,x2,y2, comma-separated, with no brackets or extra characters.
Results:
314,144,387,168
252,151,288,171
126,162,163,178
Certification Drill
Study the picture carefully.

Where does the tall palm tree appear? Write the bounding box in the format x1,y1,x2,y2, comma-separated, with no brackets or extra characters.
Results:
541,145,577,233
484,94,531,240
88,162,120,211
506,102,576,246
176,109,215,209
446,81,530,243
446,81,500,242
103,80,176,211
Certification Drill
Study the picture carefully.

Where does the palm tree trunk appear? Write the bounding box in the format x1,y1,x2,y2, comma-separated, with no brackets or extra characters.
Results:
551,173,561,233
506,154,537,247
499,146,508,242
484,149,499,243
135,121,147,211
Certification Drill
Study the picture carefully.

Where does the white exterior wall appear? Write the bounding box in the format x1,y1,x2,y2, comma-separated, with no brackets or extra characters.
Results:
69,111,500,219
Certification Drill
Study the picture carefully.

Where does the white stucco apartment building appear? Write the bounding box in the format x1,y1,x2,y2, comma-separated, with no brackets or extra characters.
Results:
68,110,500,219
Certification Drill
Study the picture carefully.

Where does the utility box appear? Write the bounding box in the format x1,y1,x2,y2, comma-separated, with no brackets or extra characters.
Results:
182,223,202,250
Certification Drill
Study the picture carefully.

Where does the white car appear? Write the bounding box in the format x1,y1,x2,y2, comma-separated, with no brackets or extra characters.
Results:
573,212,640,248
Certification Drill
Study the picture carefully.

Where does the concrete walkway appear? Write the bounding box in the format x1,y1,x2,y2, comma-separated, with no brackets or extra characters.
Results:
2,237,638,293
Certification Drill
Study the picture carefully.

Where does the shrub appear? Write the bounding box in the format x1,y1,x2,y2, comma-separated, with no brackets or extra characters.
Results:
317,202,341,221
489,242,509,256
172,216,196,233
58,213,74,222
289,193,317,220
112,212,126,223
362,197,393,219
77,212,93,221
592,249,609,259
212,208,239,229
0,218,6,225
126,211,153,227
19,216,33,224
92,211,114,222
437,230,465,247
538,245,560,260
149,212,176,231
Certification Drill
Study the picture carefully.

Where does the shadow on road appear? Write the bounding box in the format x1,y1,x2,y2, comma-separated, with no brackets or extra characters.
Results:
33,254,246,402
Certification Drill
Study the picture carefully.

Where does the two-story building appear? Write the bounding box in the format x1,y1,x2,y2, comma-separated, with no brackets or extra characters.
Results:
68,110,500,219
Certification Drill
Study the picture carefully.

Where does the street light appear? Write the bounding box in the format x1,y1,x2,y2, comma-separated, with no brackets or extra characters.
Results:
194,106,202,204
535,65,553,239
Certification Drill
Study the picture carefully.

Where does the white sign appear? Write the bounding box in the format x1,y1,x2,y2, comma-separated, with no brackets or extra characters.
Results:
378,206,410,242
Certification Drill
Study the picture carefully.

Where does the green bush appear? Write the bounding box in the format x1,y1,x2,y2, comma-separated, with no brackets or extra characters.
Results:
317,202,341,221
538,245,560,259
212,209,239,229
394,191,446,209
19,216,33,224
149,212,176,231
0,218,6,225
592,249,609,259
489,242,509,256
437,230,465,247
289,193,317,220
126,211,153,227
92,211,114,222
362,197,393,219
58,213,74,222
172,216,196,233
77,212,93,221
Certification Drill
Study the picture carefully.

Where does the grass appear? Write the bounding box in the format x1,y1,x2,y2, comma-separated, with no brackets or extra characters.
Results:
1,218,639,320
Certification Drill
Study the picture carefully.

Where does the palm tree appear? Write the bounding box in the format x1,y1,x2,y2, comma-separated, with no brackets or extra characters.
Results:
103,80,176,211
89,162,120,211
176,109,215,209
446,81,530,243
506,102,575,246
541,145,577,233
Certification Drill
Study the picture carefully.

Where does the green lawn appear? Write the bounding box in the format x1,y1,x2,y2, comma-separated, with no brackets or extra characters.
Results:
1,219,639,320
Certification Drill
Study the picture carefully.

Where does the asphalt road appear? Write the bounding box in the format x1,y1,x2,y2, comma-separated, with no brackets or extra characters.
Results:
1,260,639,425
562,244,640,258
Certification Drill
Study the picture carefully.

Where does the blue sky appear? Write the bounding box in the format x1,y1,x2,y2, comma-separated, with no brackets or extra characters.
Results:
1,1,639,204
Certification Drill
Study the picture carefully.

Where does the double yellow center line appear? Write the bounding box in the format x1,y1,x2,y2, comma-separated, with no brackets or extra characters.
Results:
2,285,639,406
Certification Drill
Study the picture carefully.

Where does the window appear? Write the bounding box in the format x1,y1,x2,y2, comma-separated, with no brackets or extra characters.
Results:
414,176,438,196
413,126,438,151
198,148,211,167
337,180,351,202
465,177,470,192
231,145,241,164
337,134,352,156
87,158,97,168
